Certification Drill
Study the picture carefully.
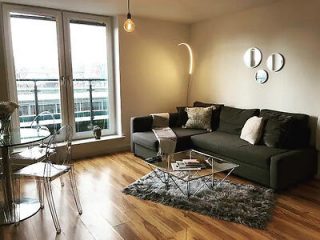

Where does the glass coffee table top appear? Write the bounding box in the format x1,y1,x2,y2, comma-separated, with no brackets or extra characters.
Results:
147,149,239,181
145,149,239,198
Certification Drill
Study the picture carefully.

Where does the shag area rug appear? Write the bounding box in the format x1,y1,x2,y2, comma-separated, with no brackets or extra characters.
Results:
123,169,275,229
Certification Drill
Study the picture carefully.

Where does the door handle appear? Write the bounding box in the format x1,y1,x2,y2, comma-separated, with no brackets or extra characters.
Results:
60,76,65,86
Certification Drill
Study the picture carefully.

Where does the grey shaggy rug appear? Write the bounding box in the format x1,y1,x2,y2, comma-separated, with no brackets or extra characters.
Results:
123,169,275,229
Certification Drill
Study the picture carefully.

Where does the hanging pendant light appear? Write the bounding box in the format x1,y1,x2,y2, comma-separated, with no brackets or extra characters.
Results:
124,0,135,32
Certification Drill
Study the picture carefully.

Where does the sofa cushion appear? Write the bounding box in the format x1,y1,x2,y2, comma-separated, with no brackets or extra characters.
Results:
262,117,292,148
260,109,310,148
191,132,288,169
133,131,158,151
132,128,207,152
184,106,214,131
218,106,260,135
176,106,189,127
168,112,180,128
193,101,224,131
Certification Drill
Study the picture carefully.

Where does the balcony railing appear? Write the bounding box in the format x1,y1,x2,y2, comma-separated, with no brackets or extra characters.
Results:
16,78,109,132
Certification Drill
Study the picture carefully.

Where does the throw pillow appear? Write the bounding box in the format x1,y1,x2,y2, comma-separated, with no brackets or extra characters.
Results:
260,109,310,149
184,106,214,131
262,116,292,148
240,116,264,145
193,101,223,131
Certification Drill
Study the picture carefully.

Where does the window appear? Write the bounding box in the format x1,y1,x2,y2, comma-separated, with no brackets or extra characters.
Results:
2,4,116,139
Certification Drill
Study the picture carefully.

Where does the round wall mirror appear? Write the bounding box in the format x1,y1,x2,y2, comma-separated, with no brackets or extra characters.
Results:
267,53,285,72
255,70,268,84
243,47,262,68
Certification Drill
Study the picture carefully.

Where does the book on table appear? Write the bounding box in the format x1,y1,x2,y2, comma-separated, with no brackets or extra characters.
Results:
171,159,207,171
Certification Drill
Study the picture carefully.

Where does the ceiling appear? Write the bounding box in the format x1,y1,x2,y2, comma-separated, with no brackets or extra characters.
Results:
3,0,279,23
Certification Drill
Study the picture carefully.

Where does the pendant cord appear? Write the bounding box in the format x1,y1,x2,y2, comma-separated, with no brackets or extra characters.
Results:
127,0,130,13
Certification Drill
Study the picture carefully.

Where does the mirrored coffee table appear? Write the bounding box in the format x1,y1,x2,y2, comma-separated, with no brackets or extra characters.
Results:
145,149,239,198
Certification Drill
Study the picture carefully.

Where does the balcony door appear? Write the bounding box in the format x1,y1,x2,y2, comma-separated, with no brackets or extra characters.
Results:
63,13,115,138
3,6,66,133
2,4,115,139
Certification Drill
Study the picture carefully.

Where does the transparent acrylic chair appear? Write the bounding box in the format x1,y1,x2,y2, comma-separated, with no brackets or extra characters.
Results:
11,111,58,170
14,125,82,233
0,157,19,224
29,111,58,148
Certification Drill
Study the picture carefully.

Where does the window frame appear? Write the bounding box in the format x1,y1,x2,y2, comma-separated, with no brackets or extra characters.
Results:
62,12,116,139
2,3,117,139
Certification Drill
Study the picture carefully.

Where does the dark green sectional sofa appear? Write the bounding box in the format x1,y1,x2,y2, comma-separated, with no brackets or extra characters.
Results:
130,102,317,190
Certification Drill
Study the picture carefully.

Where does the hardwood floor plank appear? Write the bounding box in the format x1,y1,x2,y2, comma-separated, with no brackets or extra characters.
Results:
1,152,320,240
113,222,142,240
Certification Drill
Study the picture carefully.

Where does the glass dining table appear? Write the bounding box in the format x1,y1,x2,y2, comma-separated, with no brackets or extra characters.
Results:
0,127,51,225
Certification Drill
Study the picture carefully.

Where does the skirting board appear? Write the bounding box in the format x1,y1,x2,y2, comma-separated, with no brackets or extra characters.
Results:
72,142,131,160
317,153,320,178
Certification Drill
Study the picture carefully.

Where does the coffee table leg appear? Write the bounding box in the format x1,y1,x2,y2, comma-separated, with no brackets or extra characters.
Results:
167,174,187,196
210,158,215,189
151,169,171,189
216,168,235,187
211,174,214,189
165,173,170,190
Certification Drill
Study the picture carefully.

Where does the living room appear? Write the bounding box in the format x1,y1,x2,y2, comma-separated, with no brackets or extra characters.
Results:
0,0,319,239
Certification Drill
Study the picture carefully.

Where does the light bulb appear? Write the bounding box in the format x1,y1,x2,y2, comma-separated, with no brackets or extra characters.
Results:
124,18,135,33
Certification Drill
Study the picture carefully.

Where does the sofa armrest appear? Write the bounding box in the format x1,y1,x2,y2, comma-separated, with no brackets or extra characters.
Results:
130,116,153,153
270,148,317,190
130,113,181,153
131,116,153,133
131,112,180,133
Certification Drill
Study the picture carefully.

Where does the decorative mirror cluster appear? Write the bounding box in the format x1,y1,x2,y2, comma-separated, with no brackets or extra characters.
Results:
255,70,268,84
243,48,262,68
243,48,285,84
266,53,285,72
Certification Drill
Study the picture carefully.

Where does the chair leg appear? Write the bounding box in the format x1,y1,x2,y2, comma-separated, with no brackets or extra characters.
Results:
68,167,82,215
44,179,61,234
13,176,20,225
1,175,10,222
36,181,44,209
60,178,64,187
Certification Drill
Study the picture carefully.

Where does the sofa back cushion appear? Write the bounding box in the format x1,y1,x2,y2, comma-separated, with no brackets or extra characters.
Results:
176,106,189,127
260,109,310,148
262,116,292,148
218,106,260,135
169,112,181,128
193,101,223,131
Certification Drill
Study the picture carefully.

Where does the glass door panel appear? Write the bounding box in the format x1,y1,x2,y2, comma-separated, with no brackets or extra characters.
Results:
68,19,111,137
10,13,62,132
4,6,115,140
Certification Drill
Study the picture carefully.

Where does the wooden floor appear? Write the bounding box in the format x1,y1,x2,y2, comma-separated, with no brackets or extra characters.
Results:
0,152,320,240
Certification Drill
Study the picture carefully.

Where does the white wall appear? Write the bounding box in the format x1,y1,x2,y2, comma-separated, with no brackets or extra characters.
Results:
190,0,320,173
73,16,190,158
118,15,190,127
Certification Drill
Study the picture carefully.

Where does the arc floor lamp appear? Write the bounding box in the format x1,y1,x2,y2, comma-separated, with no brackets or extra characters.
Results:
178,43,193,105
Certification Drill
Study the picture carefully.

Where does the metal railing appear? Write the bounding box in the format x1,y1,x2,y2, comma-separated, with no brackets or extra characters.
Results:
16,78,108,129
